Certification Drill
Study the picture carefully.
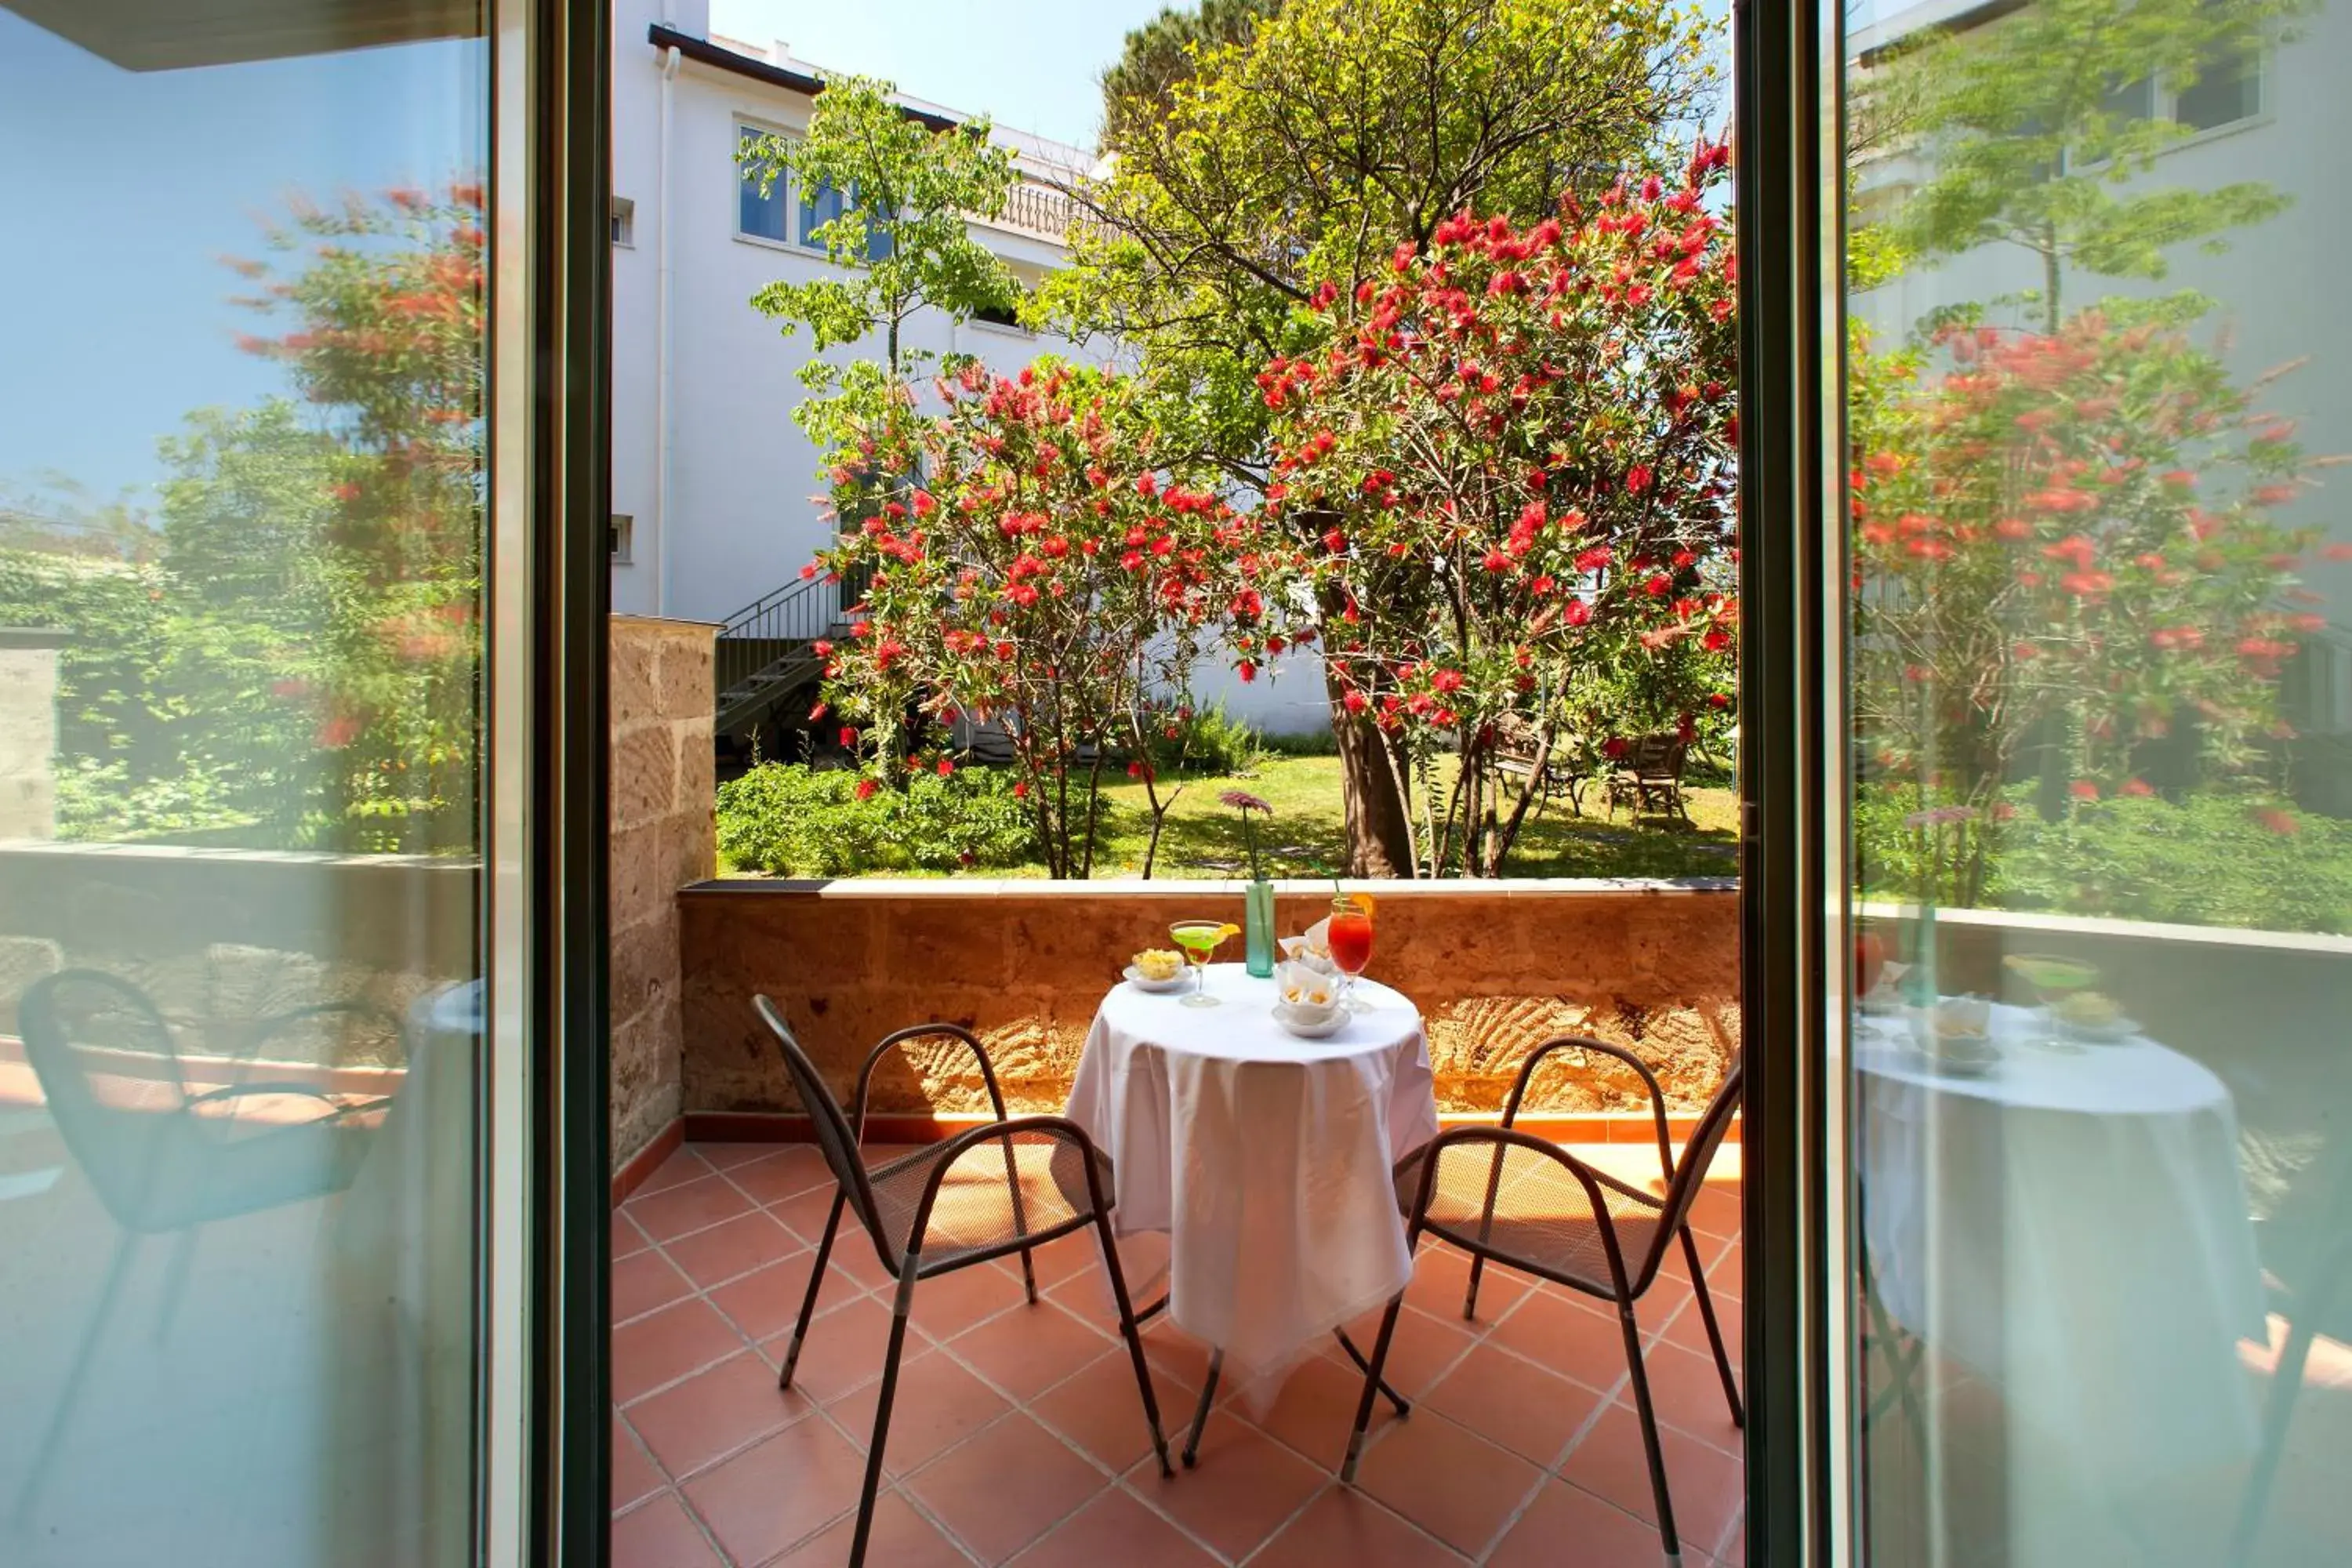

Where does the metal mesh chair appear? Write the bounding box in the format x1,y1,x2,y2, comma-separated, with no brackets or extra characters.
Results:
1345,1041,1744,1568
753,997,1171,1568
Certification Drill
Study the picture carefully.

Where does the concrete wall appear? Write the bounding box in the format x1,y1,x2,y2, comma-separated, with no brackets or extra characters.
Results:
677,879,1742,1119
0,630,65,840
608,615,720,1169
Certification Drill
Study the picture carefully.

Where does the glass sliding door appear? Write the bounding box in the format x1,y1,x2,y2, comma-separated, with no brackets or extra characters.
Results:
1831,0,2352,1560
0,2,608,1562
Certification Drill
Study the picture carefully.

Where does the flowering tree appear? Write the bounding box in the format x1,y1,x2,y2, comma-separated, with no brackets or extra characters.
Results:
1851,309,2328,903
805,360,1241,877
1250,142,1740,877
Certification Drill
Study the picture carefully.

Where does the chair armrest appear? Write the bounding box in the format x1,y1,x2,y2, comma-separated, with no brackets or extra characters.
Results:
243,1000,408,1065
905,1115,1109,1257
1403,1127,1642,1296
853,1023,1011,1142
1500,1035,1674,1189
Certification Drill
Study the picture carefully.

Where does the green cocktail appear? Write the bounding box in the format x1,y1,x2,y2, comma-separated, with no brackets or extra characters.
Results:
1169,920,1235,1008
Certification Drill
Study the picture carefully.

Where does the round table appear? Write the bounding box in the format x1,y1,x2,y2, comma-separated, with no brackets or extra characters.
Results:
1857,1004,2263,1495
1065,962,1439,1381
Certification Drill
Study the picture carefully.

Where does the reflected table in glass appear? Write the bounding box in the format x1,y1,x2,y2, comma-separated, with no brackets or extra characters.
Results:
1857,1002,2265,1494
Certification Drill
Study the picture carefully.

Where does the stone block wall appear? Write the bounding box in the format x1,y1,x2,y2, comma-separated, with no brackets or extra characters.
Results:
0,629,67,840
608,616,719,1171
678,880,1740,1119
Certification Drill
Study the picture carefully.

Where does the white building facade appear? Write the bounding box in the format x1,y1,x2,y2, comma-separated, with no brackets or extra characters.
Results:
606,0,1330,735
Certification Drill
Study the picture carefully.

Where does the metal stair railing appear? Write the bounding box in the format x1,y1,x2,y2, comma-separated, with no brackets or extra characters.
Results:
714,563,866,735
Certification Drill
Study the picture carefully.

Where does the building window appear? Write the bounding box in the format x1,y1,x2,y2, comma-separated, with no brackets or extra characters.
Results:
610,195,635,248
973,299,1026,331
799,176,845,249
609,514,634,565
2097,42,2263,139
738,125,790,242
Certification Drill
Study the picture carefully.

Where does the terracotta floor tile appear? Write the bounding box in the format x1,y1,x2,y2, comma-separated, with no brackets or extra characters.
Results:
904,1413,1113,1563
826,1347,1014,1477
683,1417,870,1568
1352,1408,1544,1559
1134,1318,1221,1392
1249,1484,1468,1568
1488,1479,1673,1568
1029,1345,1190,1475
1685,1181,1741,1243
629,1174,757,1245
1122,1413,1324,1562
1558,1403,1744,1560
1486,1289,1635,1394
614,1248,695,1325
635,1146,716,1197
1720,1508,1747,1565
768,1490,968,1568
911,1260,1036,1343
610,1492,724,1568
1627,1337,1745,1454
945,1297,1118,1402
612,1414,667,1514
662,1209,800,1293
771,1183,853,1247
728,1146,837,1207
1333,1304,1482,1401
1406,1243,1534,1327
615,1298,751,1406
1007,1486,1218,1568
625,1352,808,1482
1254,1346,1401,1470
615,1209,652,1262
695,1139,786,1171
1001,1229,1104,1292
1421,1341,1609,1468
706,1249,855,1345
769,1294,901,1403
1660,1290,1744,1367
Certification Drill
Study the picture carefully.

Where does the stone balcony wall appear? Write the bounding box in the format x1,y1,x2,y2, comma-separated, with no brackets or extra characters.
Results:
608,616,720,1171
678,879,1740,1120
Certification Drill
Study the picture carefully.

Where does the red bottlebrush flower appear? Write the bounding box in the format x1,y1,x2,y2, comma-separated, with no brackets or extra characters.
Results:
911,489,937,517
328,481,362,503
1531,575,1557,596
2252,484,2299,506
1625,464,1654,494
1013,780,1029,800
1431,668,1465,694
937,757,955,778
1603,737,1629,760
811,640,833,657
1994,517,2031,540
995,640,1016,660
855,778,879,801
2255,807,2299,836
1574,546,1613,572
1238,660,1258,684
840,728,859,747
1708,692,1730,710
800,563,819,580
1483,547,1512,572
1137,471,1159,499
1644,574,1672,596
1342,689,1369,715
2119,778,2155,797
2070,780,2100,801
1563,597,1593,626
270,678,310,699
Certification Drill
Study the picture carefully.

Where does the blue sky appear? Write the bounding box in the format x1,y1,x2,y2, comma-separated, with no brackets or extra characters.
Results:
709,0,1167,151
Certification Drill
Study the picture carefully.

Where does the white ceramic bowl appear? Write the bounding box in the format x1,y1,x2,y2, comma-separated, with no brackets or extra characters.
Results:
1123,964,1189,994
1272,1001,1347,1039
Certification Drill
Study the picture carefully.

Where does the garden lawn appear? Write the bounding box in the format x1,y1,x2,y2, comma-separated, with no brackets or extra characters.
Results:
723,753,1738,880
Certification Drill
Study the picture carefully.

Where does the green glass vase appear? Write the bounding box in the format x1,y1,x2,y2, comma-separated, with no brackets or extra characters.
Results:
1244,880,1276,978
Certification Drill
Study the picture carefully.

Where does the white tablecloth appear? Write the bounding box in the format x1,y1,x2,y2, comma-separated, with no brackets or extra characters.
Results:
1857,1004,2264,1491
1065,963,1439,1380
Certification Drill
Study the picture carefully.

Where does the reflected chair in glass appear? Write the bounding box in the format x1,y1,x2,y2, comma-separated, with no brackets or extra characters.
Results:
13,969,396,1519
1348,1046,1745,1567
753,997,1172,1568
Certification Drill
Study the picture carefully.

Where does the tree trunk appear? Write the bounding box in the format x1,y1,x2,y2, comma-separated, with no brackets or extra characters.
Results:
1328,673,1415,877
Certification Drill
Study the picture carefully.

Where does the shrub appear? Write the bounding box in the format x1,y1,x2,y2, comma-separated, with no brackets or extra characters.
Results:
1146,701,1265,777
1857,785,2352,935
716,762,1036,877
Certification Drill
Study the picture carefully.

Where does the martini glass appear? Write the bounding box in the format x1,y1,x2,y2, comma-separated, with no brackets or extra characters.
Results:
1170,920,1235,1007
2002,953,2099,1051
1327,894,1376,1012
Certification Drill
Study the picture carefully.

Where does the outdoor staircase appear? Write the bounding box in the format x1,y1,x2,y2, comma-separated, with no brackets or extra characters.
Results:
713,567,861,741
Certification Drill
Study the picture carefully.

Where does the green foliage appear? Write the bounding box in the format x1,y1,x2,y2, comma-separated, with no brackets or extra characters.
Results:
1856,786,2352,935
1041,0,1720,475
1863,0,2307,328
1145,701,1265,777
741,74,1021,409
715,762,1036,877
1098,0,1284,151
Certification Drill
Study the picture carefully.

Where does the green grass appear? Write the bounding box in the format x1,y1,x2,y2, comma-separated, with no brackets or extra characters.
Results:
720,753,1737,880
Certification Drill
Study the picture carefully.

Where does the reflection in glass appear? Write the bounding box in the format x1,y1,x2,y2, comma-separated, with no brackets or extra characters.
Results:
0,5,486,1565
1846,0,2350,1561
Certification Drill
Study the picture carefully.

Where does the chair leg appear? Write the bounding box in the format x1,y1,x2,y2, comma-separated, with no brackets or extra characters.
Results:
1465,1142,1511,1321
154,1227,199,1344
2230,1239,2350,1566
1341,1291,1407,1484
1332,1327,1410,1417
1000,1135,1040,1305
848,1261,919,1568
779,1189,844,1392
1182,1350,1222,1469
1679,1226,1743,1428
13,1230,139,1524
1615,1301,1682,1566
1093,1210,1172,1478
